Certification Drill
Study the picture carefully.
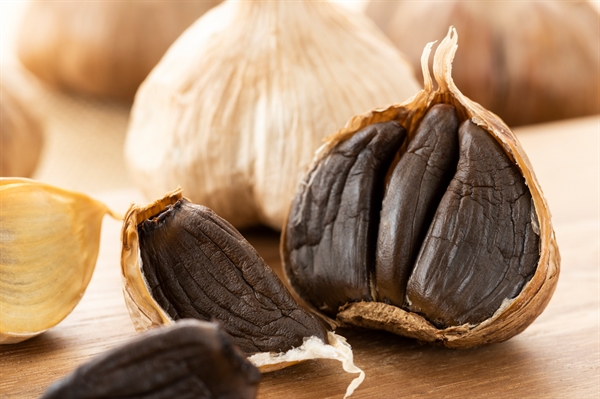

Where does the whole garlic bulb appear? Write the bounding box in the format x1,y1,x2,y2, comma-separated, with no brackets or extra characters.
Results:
17,1,220,100
0,81,43,177
126,0,421,230
365,0,600,126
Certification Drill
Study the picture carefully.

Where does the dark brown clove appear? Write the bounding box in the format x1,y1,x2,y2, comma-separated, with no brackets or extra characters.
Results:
41,320,260,399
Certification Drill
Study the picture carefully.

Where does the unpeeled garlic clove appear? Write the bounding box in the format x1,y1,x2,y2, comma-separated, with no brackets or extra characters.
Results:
17,1,221,100
365,0,600,126
0,81,43,177
121,188,364,397
0,178,117,344
125,0,421,231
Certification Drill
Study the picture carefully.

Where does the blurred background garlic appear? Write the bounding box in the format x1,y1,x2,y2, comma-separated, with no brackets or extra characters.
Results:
0,80,43,177
16,0,221,100
126,0,421,231
365,0,600,126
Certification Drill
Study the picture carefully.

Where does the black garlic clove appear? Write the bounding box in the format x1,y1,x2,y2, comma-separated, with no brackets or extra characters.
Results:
376,104,459,307
405,120,540,328
284,121,406,316
136,199,327,356
41,320,260,399
121,189,365,396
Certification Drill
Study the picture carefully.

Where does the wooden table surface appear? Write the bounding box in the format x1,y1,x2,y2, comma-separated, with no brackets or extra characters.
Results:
1,116,599,398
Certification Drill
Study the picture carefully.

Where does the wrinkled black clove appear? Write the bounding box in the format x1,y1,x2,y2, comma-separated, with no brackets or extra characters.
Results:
137,200,327,355
284,121,407,316
41,320,260,399
376,104,460,307
405,120,539,328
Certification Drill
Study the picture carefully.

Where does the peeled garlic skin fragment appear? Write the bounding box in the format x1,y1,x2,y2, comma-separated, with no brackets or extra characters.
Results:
284,122,406,316
137,199,327,355
376,104,459,307
41,320,260,399
405,120,540,328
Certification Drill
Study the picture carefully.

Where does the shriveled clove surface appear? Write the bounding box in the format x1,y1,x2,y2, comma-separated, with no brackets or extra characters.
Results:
137,199,328,355
406,120,539,328
285,122,406,316
41,320,260,399
376,104,460,307
121,190,365,397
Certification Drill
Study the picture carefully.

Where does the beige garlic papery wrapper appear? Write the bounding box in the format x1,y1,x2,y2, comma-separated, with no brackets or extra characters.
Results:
17,1,221,100
0,179,119,344
0,82,43,177
125,0,421,231
281,28,560,348
365,0,599,126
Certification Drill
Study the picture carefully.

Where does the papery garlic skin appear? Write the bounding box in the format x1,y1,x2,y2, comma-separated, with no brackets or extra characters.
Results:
0,179,117,344
17,1,220,100
0,82,43,177
366,0,599,126
126,0,421,230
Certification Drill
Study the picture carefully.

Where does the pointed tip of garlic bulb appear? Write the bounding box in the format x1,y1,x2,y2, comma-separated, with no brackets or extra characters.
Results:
125,0,421,230
0,179,116,344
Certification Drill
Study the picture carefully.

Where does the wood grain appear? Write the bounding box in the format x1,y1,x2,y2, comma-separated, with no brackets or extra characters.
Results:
1,117,599,398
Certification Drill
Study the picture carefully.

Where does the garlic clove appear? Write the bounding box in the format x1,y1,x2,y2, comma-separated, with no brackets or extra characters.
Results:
125,0,421,231
16,1,220,100
121,188,364,397
365,0,600,126
281,28,560,348
0,178,118,344
41,320,260,399
0,82,43,177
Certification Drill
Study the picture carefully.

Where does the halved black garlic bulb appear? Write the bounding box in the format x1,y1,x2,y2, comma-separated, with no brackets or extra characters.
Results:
42,320,260,399
281,28,559,348
121,189,364,397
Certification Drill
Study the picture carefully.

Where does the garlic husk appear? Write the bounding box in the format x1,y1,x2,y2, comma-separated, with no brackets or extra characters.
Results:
0,81,43,177
125,0,421,231
282,28,560,348
249,332,365,399
121,188,364,396
0,178,118,344
365,0,599,126
17,1,220,100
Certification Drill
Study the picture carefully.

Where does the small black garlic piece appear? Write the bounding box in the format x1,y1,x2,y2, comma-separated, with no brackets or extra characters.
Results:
137,199,328,356
41,320,260,399
283,103,540,330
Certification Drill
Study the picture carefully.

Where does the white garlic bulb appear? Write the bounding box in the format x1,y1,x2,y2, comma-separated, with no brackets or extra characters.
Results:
17,1,220,100
365,0,600,126
126,0,421,230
